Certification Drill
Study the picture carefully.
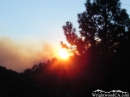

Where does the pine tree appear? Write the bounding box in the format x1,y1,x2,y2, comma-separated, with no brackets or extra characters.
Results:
62,0,130,55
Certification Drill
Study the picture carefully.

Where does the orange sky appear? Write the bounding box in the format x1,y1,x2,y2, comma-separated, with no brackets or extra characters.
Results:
0,0,129,72
0,36,59,72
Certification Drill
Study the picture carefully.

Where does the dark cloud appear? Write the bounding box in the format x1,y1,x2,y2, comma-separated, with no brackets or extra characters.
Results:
0,36,56,72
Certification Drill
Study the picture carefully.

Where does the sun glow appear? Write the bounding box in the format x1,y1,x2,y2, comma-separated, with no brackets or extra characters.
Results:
58,48,70,59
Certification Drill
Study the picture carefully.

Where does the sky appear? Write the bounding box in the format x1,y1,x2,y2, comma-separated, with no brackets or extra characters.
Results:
0,0,130,72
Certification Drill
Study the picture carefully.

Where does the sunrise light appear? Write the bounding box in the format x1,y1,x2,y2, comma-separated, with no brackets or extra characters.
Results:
58,48,70,59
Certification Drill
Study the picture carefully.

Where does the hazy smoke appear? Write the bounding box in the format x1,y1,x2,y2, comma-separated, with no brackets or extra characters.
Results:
0,36,57,72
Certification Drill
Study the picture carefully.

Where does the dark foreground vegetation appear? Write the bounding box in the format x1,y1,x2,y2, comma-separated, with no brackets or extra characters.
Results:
0,54,130,97
0,0,130,96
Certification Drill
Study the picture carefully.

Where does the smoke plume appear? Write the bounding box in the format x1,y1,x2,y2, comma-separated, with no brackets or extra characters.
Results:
0,36,56,72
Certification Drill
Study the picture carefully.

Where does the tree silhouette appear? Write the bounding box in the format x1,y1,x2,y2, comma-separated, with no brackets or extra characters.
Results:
1,1,130,96
62,22,87,55
62,0,130,55
62,0,130,91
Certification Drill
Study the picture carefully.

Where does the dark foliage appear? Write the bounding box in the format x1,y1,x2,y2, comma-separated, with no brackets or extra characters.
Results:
1,0,130,97
61,0,130,95
63,0,130,55
0,56,130,97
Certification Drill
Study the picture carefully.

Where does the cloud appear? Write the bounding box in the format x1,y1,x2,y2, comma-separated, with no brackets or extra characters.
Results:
0,36,57,72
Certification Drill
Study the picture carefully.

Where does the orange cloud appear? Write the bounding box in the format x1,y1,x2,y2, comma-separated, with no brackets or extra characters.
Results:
0,36,57,72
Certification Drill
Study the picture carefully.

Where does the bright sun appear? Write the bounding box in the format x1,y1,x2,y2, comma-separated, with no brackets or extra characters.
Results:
58,48,69,59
